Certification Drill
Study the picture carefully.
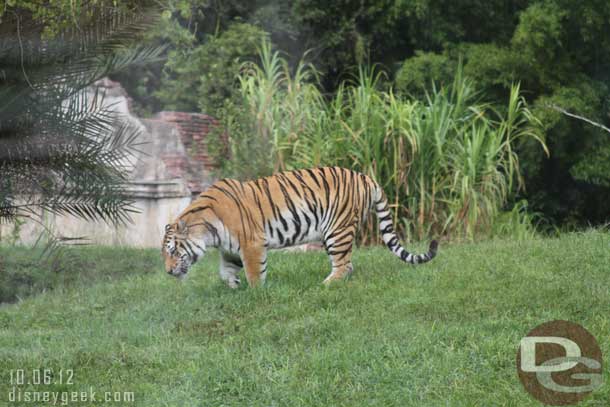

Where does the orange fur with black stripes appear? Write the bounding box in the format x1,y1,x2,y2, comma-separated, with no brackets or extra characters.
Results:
162,167,438,287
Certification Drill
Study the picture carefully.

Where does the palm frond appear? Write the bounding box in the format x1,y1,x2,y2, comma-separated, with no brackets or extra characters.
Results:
0,6,164,230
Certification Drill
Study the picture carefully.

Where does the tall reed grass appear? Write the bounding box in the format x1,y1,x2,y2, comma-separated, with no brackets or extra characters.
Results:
215,41,547,242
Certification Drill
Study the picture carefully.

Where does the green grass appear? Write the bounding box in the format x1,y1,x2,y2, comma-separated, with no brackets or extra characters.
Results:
1,231,609,406
0,246,159,303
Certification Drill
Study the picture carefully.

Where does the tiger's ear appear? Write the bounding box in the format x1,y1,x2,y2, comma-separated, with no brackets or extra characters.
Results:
164,224,171,232
177,219,188,234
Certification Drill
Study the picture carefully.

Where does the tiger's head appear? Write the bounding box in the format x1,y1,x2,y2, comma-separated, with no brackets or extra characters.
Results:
162,219,205,279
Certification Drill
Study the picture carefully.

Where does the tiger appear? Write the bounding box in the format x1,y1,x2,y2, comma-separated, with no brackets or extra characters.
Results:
162,166,438,287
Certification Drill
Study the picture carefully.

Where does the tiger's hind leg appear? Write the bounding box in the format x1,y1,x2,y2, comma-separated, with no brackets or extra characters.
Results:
220,251,242,289
322,224,356,285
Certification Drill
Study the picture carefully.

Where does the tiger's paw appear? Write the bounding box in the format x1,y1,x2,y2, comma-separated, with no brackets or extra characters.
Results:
322,273,346,286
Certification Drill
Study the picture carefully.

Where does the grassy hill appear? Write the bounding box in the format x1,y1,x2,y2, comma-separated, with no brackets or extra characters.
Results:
1,231,609,406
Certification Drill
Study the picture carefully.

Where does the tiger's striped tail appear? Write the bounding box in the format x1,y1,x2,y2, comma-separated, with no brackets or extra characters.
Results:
373,186,438,264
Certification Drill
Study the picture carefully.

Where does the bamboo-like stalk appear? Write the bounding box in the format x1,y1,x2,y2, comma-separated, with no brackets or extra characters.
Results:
220,41,547,242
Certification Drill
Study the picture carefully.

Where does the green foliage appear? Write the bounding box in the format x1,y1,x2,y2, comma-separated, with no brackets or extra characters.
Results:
113,0,290,115
512,2,568,88
215,44,546,242
227,41,326,175
1,231,609,404
0,1,145,38
437,1,610,226
491,200,542,240
292,0,527,89
460,44,532,98
156,22,267,113
570,144,610,188
394,51,454,97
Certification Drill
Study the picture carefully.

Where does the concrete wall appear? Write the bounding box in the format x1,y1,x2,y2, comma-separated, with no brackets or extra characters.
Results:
1,193,192,247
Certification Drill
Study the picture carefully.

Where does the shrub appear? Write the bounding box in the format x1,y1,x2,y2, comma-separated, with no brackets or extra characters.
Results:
214,41,548,242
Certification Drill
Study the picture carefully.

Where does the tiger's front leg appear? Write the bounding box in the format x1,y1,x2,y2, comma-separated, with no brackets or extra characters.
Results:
220,251,242,289
240,244,268,287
